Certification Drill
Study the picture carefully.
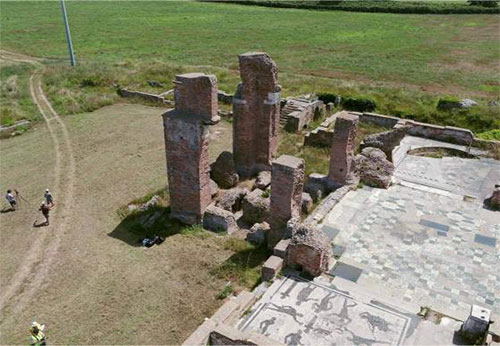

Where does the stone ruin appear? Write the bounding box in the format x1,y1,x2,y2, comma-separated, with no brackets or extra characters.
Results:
162,73,217,224
353,147,394,189
233,52,281,177
285,221,331,277
328,111,359,185
280,95,325,132
268,155,305,249
360,125,408,162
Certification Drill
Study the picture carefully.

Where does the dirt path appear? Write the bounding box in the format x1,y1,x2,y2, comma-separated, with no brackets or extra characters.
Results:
0,51,76,316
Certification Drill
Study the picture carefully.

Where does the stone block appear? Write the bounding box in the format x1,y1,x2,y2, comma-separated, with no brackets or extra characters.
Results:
273,239,290,258
304,181,325,202
233,52,281,177
302,192,313,214
246,222,270,245
254,170,271,190
215,187,249,212
210,179,219,197
328,111,359,185
360,126,407,162
174,72,218,123
203,205,238,234
241,188,270,225
211,151,239,189
262,255,283,281
268,155,305,248
286,223,331,277
354,147,394,189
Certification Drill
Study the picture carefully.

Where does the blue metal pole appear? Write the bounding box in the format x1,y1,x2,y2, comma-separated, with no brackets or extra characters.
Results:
60,0,76,66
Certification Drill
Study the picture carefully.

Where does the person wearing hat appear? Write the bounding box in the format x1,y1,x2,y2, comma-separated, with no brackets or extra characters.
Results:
29,322,46,346
44,189,54,207
5,189,17,211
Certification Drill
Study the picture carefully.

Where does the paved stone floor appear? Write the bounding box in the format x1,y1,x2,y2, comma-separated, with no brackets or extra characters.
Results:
393,136,498,200
239,275,420,345
323,150,500,323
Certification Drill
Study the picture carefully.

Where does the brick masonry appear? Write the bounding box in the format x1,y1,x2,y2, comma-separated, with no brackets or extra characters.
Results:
268,155,305,249
328,111,359,184
233,52,281,177
162,73,217,224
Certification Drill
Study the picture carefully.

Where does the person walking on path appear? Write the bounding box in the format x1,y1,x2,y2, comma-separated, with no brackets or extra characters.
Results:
5,189,17,211
44,189,54,207
39,202,52,226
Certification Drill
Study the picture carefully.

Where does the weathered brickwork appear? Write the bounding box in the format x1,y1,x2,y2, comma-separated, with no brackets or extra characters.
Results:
162,73,217,224
268,155,305,248
328,111,359,184
286,223,331,277
233,52,281,177
174,72,218,122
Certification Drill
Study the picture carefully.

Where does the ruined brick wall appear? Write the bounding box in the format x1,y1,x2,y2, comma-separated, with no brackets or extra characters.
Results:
268,155,305,248
286,223,330,277
328,111,359,184
162,73,217,224
233,52,281,177
174,73,218,122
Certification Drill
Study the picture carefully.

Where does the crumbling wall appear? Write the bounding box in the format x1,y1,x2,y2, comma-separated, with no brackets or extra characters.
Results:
268,155,305,248
328,111,359,184
286,223,331,277
233,52,281,176
162,73,217,224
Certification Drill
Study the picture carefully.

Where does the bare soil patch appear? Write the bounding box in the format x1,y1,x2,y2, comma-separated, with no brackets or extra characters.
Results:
0,103,235,344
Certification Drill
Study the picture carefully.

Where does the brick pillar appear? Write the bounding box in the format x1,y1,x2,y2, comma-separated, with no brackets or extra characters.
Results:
162,73,217,224
233,52,281,177
328,111,359,184
268,155,305,248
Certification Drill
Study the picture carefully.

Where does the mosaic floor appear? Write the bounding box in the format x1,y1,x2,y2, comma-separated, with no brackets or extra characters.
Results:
239,276,418,345
393,136,499,200
323,184,500,317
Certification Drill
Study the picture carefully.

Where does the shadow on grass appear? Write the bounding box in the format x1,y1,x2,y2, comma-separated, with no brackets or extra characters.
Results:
210,240,271,291
0,207,15,214
108,205,188,247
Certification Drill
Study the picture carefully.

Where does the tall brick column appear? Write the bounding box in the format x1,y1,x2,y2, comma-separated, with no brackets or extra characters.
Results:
233,52,281,177
162,73,217,224
268,155,305,248
328,111,359,184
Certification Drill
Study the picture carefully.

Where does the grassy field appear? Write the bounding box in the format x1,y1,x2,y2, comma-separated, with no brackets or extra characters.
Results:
1,1,499,133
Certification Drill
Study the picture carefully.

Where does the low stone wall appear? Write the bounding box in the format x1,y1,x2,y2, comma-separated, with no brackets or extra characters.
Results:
285,100,325,132
358,112,400,128
118,88,173,105
0,120,30,139
303,112,337,147
401,120,474,145
304,184,356,225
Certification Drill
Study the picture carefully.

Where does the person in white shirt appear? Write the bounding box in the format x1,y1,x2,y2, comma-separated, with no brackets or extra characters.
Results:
5,189,17,211
44,189,54,207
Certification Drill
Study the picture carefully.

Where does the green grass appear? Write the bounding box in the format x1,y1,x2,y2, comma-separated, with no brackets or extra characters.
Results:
210,238,270,290
477,129,500,141
0,63,38,125
1,1,499,132
278,121,390,175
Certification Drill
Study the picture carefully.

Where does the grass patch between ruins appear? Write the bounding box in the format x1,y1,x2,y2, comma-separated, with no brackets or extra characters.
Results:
278,120,391,176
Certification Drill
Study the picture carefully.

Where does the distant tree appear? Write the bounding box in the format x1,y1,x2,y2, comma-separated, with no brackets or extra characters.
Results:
468,0,499,7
